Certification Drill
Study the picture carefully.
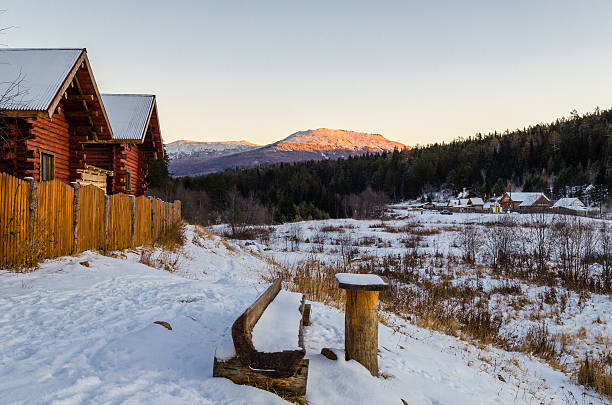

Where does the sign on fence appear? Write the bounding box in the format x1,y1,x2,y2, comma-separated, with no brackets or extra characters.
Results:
0,172,181,269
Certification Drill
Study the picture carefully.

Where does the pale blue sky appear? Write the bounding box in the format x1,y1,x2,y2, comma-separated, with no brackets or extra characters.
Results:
3,1,612,146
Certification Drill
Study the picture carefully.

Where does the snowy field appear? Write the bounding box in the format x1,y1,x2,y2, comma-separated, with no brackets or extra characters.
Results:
1,221,610,404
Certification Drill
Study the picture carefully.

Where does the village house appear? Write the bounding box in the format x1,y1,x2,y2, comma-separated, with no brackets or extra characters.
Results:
552,197,586,211
0,48,114,184
82,94,164,195
448,197,484,212
499,191,552,211
467,197,484,210
0,48,164,196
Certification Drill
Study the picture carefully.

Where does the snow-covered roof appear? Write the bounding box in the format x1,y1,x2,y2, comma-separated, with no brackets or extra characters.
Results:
553,198,585,208
101,94,155,141
469,197,484,205
503,192,548,203
516,193,551,207
0,48,83,111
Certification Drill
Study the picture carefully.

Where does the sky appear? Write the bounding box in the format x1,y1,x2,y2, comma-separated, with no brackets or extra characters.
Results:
3,1,612,146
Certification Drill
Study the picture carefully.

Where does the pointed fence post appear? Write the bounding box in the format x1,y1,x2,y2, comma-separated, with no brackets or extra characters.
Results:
24,177,38,264
148,196,155,243
174,200,181,223
70,182,80,254
104,195,110,251
129,195,136,247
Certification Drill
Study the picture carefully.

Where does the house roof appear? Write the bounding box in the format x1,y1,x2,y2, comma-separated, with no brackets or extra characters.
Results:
101,94,155,141
553,198,584,208
503,192,546,202
0,48,83,112
469,197,484,205
517,193,551,207
0,48,114,139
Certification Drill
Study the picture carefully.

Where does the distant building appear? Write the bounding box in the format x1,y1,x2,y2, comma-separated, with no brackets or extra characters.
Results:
499,192,552,211
467,197,484,210
552,198,585,210
484,200,502,213
448,197,484,212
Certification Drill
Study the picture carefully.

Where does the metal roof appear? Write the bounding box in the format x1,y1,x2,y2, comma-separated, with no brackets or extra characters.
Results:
0,48,83,111
100,94,155,141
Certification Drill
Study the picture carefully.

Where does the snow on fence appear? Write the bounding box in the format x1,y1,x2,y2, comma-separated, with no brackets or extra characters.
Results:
0,172,181,269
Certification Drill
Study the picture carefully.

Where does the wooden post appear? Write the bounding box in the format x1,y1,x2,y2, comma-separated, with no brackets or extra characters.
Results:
24,177,38,263
174,200,181,223
335,273,389,376
148,196,155,243
70,182,80,254
345,290,379,375
103,195,109,251
129,195,135,248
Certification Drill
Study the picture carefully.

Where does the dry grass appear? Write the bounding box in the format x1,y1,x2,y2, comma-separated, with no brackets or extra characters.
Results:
153,221,186,252
139,221,186,272
7,229,49,272
576,355,612,398
319,225,345,233
139,249,181,272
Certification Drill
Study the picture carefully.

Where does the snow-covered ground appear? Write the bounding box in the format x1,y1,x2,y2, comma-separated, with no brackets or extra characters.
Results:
1,225,609,404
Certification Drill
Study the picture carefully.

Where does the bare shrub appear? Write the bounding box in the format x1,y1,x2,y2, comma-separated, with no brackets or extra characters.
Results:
347,186,388,219
288,224,303,251
311,227,326,253
528,212,552,273
226,187,271,238
598,222,611,292
456,224,480,264
484,216,516,271
337,233,358,268
148,184,211,225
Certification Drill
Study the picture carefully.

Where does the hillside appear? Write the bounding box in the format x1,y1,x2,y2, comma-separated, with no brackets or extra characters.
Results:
1,223,608,404
167,129,407,176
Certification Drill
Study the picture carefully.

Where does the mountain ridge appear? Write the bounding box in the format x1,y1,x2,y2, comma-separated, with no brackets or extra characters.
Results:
166,128,408,176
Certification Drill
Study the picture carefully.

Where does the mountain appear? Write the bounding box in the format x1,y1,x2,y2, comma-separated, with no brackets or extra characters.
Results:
274,128,406,152
165,140,261,176
167,129,408,176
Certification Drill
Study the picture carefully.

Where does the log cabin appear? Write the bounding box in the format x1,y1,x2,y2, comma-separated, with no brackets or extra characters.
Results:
0,48,114,184
82,94,164,195
0,48,164,196
499,192,552,211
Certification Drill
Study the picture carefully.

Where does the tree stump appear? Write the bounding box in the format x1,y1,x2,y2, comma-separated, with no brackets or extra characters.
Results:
335,273,389,376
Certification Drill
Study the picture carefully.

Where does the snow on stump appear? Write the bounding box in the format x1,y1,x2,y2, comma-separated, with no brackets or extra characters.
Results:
335,273,389,376
213,279,310,397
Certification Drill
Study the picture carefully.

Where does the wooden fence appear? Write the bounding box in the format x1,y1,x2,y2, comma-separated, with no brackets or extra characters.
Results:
0,172,181,269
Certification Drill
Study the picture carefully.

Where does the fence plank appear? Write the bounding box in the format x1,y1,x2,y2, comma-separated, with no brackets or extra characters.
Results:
0,173,31,268
37,179,74,259
77,185,105,252
107,193,132,251
134,196,152,246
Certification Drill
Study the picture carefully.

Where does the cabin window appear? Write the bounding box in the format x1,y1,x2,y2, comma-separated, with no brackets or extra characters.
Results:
40,152,55,181
124,171,131,192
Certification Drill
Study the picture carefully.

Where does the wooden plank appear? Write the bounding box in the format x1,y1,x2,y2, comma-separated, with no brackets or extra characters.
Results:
213,357,308,397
